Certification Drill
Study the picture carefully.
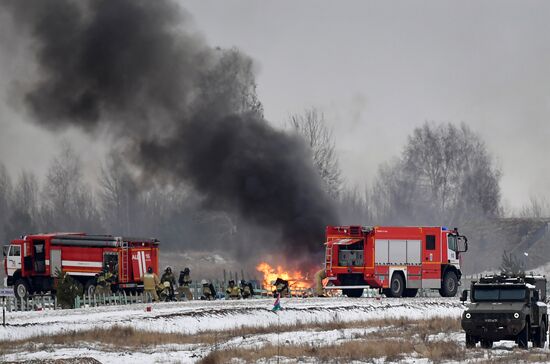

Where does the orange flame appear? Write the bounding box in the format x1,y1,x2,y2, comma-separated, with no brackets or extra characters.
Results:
256,262,312,291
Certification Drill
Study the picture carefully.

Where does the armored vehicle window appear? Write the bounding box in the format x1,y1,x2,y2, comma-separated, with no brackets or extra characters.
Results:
474,287,526,301
500,288,526,300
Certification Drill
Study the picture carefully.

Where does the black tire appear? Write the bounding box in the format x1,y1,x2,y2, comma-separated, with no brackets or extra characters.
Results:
534,322,546,348
465,334,476,348
403,288,418,298
439,271,458,297
480,339,493,349
14,279,30,300
343,288,363,298
518,321,529,349
389,273,405,298
84,279,96,297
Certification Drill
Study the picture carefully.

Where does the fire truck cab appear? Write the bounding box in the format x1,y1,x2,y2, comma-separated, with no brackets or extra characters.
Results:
324,226,468,298
3,233,159,299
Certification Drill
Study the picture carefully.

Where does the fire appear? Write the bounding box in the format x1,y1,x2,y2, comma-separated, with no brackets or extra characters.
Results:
256,262,312,291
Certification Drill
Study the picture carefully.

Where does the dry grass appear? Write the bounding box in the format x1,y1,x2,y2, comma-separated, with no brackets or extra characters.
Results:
200,339,415,364
0,317,455,351
0,316,469,363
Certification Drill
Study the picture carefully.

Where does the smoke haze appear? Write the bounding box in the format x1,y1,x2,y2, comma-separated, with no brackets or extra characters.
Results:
1,0,336,256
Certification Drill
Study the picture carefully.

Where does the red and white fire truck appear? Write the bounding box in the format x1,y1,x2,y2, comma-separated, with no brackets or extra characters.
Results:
324,226,468,298
3,233,160,299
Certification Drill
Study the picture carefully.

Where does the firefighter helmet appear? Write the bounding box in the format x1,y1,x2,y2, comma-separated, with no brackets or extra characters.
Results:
147,266,153,274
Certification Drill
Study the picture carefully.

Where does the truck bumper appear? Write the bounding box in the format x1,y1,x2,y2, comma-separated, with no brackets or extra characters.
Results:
462,320,525,341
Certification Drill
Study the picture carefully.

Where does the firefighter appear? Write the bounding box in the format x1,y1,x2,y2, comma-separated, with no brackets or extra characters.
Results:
314,269,327,297
200,279,214,300
178,267,193,301
225,280,241,299
240,280,254,299
142,266,160,302
160,266,177,301
96,268,113,296
274,278,289,297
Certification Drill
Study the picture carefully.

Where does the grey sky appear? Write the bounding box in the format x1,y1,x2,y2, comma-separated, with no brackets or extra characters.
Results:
1,1,550,210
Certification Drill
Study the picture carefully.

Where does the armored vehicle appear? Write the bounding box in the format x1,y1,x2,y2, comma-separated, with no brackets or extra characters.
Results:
461,274,548,349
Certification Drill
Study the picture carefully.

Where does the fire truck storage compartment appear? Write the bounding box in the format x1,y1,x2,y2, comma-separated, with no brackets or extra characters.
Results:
375,239,421,265
338,240,364,266
50,249,61,277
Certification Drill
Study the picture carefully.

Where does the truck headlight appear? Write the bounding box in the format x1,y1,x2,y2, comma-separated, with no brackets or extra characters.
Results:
465,313,471,319
513,312,520,319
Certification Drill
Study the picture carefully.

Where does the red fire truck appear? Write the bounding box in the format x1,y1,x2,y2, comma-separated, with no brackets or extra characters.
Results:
324,226,468,298
3,233,160,299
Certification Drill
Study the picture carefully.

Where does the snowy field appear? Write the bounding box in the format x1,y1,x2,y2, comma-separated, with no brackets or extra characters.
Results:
0,297,463,341
2,297,548,363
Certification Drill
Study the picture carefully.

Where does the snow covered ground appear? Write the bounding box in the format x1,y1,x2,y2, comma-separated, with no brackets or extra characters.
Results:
0,297,464,341
4,297,543,364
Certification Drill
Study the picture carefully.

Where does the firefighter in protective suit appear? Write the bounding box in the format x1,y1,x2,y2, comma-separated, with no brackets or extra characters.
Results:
142,266,160,302
314,269,327,297
200,279,215,300
178,267,193,301
160,266,177,301
240,280,254,299
96,267,114,295
274,278,289,298
225,280,241,299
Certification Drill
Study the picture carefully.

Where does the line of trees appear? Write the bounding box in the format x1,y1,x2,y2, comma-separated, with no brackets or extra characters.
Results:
0,114,545,271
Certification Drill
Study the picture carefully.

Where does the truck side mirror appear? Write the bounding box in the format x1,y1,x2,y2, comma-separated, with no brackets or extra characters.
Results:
460,290,469,302
457,236,468,252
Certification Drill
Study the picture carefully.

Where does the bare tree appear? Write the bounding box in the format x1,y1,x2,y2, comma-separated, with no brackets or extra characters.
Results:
519,195,550,218
289,108,342,198
42,142,100,231
5,171,40,239
500,250,525,276
99,152,140,234
373,122,501,224
197,48,264,118
0,163,12,241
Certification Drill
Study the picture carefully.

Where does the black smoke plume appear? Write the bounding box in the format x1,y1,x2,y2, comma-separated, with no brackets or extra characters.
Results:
1,0,337,257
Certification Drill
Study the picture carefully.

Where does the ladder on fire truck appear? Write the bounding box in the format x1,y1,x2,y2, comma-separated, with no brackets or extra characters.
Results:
120,240,129,282
325,243,333,271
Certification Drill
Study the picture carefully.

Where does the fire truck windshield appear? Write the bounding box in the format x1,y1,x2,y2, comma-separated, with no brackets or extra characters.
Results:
474,286,526,301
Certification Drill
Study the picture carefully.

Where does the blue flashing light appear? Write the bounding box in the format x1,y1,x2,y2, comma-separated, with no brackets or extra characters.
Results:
442,226,448,231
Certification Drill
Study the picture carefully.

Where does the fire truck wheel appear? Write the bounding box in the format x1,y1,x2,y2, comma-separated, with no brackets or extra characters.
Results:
439,271,458,297
14,279,30,299
84,280,96,296
389,273,404,298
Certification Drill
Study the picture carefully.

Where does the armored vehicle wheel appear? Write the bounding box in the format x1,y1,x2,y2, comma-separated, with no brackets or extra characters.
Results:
403,288,418,297
14,279,30,300
439,271,458,297
389,273,404,298
518,321,529,349
343,289,363,298
534,321,546,348
480,339,493,348
465,334,476,348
